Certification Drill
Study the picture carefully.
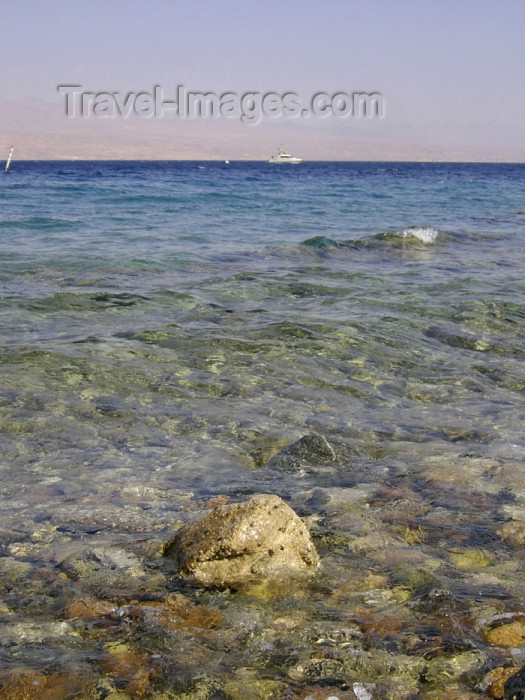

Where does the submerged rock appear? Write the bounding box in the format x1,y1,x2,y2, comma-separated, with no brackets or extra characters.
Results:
256,433,360,481
60,595,116,620
422,650,486,684
57,546,145,582
163,494,320,586
114,592,222,631
265,433,338,468
485,620,525,647
302,235,339,250
480,666,521,698
94,395,126,416
223,678,287,699
497,521,525,548
98,648,157,697
505,665,525,700
0,556,33,582
216,434,370,500
0,669,93,700
293,646,425,698
1,620,80,645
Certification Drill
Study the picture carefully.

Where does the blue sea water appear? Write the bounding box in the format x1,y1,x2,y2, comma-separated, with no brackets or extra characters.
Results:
1,160,525,695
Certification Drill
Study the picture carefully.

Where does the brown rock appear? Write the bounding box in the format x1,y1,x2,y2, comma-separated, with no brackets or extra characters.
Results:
98,650,155,697
485,620,525,647
60,595,115,619
497,522,525,548
371,485,425,506
117,592,221,630
352,605,404,645
162,591,222,628
163,494,320,586
481,666,521,699
0,669,92,700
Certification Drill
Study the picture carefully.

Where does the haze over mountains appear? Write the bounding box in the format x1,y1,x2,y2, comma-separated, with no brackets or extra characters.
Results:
1,96,522,162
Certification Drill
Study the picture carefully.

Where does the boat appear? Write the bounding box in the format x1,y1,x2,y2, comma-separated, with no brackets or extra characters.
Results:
4,145,14,173
268,147,303,164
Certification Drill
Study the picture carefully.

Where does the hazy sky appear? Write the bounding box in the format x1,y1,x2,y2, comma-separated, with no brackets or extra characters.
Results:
1,0,524,160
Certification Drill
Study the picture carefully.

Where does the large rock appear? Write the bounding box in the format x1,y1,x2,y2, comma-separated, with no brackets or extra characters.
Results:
163,494,320,586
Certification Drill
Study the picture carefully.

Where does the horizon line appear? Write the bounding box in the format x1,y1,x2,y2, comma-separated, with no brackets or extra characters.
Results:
5,158,525,165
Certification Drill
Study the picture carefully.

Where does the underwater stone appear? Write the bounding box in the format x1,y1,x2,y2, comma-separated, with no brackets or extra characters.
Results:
57,546,144,581
1,620,80,645
95,395,125,416
422,691,487,699
0,556,33,582
60,595,116,619
222,678,287,699
302,235,339,249
266,434,337,466
258,434,342,478
497,522,525,548
0,669,93,699
114,592,222,631
486,621,525,647
252,434,367,492
505,665,525,700
480,666,521,698
98,649,156,697
163,494,320,587
422,650,486,684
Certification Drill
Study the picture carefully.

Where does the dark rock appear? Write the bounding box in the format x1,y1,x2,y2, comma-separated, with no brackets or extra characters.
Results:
505,664,525,699
269,434,337,465
258,434,340,477
302,235,339,249
254,433,364,485
95,396,125,416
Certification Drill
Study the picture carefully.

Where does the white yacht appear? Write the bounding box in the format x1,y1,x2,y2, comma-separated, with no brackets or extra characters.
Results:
268,147,303,164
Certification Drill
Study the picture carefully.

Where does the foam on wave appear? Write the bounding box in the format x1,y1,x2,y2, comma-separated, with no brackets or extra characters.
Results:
378,226,439,244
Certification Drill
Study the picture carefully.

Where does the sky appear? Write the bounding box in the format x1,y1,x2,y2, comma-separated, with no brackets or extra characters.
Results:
1,0,524,160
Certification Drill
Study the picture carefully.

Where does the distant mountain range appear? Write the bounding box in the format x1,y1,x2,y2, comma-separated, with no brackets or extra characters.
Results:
1,97,523,162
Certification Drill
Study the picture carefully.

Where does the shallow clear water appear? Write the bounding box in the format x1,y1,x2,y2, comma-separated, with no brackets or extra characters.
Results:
1,161,525,698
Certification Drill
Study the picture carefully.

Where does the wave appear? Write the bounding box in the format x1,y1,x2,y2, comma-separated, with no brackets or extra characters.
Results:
374,226,439,244
301,226,439,251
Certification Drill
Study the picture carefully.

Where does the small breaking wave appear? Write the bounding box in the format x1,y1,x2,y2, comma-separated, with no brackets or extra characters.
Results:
375,226,439,244
300,227,439,253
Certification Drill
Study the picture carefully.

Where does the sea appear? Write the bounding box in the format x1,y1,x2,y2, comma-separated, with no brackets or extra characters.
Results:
1,160,525,698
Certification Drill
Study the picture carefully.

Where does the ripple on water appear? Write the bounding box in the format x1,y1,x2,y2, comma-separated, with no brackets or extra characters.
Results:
2,161,525,696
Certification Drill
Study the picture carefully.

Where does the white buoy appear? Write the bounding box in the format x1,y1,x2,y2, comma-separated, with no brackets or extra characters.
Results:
4,146,14,173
